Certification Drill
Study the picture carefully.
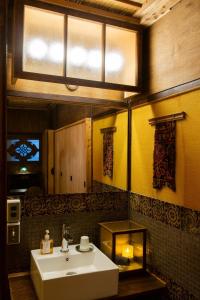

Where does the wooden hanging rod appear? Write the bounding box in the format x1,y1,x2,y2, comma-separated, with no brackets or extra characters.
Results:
100,127,117,133
149,112,186,126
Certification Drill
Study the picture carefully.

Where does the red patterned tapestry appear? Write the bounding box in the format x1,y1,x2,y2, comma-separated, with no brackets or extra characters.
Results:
153,121,176,191
103,132,114,178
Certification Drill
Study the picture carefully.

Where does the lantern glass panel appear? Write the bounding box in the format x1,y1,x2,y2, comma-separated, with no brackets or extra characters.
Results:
99,220,146,274
100,226,113,259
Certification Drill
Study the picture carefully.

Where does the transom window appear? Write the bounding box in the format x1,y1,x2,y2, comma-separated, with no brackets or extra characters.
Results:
14,0,142,92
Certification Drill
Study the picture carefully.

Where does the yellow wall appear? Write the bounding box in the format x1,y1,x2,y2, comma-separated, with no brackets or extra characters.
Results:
93,111,127,190
131,89,200,210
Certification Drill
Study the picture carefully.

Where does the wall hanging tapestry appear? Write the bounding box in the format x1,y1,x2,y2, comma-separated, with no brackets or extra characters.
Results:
149,112,186,191
100,127,116,178
153,121,176,191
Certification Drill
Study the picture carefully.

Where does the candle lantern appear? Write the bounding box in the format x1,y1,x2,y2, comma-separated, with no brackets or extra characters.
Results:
99,220,146,275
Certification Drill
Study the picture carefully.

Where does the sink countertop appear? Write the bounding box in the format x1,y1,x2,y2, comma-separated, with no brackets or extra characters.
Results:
9,271,167,300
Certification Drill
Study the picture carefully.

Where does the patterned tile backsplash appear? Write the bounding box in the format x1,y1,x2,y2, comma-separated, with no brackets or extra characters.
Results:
21,191,128,217
129,193,200,233
129,192,200,300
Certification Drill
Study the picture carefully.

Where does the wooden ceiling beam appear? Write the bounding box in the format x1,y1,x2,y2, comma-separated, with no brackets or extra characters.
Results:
39,0,140,24
135,0,181,26
113,0,142,9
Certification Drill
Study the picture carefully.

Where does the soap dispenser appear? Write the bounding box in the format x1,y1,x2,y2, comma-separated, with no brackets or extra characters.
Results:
40,230,53,254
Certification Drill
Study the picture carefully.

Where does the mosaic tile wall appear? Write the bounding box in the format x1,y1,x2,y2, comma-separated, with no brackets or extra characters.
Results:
129,192,200,300
92,180,124,193
8,191,128,273
8,188,200,300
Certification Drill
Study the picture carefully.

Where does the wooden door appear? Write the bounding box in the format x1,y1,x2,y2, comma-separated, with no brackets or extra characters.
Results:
55,126,70,194
55,118,91,194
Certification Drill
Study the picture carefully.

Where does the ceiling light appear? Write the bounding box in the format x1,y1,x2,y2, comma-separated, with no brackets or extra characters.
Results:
68,46,87,67
27,38,48,60
49,42,64,63
87,49,102,69
106,52,123,72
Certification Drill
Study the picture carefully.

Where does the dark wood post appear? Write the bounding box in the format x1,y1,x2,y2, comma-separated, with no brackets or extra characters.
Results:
127,100,132,191
0,0,10,299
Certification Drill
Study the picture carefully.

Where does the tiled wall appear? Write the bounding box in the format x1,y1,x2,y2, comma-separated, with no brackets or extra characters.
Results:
92,180,124,192
8,191,128,273
129,192,200,300
8,189,200,300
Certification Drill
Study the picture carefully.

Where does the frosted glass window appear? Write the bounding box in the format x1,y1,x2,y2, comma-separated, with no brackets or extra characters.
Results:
23,6,65,76
67,16,103,81
105,25,137,86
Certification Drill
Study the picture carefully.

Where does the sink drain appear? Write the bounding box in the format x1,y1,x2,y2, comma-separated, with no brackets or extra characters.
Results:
66,271,77,276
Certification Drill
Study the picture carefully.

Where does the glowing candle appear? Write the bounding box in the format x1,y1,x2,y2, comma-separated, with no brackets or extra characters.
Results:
122,244,134,259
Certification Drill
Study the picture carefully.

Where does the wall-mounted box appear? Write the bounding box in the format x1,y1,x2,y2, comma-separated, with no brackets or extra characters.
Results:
7,222,20,245
99,220,146,275
7,199,21,223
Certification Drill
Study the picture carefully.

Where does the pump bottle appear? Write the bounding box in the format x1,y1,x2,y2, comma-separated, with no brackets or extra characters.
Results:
40,230,53,254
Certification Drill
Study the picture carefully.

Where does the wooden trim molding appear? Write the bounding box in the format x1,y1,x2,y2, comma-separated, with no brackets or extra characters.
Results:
14,71,141,93
40,0,141,25
148,112,186,125
93,108,127,120
129,78,200,109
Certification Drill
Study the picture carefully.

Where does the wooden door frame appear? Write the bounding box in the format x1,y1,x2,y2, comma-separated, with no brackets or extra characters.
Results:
0,0,10,299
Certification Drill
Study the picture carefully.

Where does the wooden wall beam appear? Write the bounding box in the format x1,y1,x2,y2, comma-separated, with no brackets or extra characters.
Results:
128,78,200,108
149,111,186,125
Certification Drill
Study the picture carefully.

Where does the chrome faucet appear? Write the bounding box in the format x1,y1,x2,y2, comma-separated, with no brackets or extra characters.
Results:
61,224,73,255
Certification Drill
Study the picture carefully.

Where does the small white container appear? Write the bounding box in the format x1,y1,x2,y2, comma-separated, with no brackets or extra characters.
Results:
80,236,89,251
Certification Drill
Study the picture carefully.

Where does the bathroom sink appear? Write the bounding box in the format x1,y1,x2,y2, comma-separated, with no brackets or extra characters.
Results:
31,244,119,300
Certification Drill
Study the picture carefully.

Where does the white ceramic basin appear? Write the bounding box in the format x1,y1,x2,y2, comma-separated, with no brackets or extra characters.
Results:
31,244,118,300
